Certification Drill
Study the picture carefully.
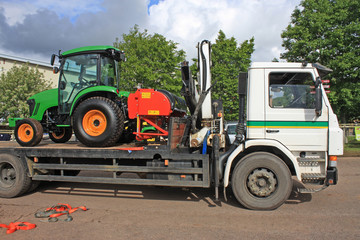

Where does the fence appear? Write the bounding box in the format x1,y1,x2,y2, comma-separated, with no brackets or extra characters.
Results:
340,123,359,143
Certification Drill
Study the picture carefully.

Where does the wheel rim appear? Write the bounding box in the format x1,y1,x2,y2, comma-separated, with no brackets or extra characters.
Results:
18,123,34,142
51,129,65,139
247,168,277,197
82,110,107,136
0,163,16,188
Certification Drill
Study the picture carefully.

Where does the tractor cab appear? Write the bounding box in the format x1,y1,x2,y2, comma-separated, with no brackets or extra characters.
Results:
51,46,125,114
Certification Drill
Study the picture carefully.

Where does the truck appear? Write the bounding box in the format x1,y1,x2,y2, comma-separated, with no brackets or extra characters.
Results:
0,40,343,210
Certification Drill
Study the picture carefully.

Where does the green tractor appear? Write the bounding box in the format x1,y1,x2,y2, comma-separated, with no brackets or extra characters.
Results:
9,46,132,147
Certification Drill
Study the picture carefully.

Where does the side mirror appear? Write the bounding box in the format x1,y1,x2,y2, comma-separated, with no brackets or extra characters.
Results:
50,54,56,66
53,67,59,74
120,52,126,62
59,81,66,90
315,77,322,116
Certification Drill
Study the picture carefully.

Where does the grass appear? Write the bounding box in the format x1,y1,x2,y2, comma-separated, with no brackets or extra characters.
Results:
344,136,360,157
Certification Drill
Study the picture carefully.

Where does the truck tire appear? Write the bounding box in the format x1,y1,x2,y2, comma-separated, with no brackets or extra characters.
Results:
15,118,43,147
0,154,32,198
231,152,292,210
73,97,124,147
49,127,73,143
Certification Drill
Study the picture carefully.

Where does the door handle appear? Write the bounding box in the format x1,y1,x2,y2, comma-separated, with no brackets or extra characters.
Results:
266,129,279,133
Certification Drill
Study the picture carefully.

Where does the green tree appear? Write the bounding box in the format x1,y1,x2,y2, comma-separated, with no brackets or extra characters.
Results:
211,30,254,120
114,25,186,95
0,64,52,121
281,0,360,122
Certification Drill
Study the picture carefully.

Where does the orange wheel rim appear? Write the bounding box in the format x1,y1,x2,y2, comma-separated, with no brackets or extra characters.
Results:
52,129,65,139
82,110,107,136
18,123,34,142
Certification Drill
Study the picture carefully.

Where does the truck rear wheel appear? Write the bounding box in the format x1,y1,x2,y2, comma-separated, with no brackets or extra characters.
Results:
73,97,124,147
15,118,43,146
49,127,73,143
231,152,292,210
0,154,32,198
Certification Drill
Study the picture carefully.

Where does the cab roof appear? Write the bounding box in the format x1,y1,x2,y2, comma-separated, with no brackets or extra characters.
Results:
62,45,120,56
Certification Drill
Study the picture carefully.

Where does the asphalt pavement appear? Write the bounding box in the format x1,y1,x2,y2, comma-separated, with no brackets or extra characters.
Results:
1,157,359,239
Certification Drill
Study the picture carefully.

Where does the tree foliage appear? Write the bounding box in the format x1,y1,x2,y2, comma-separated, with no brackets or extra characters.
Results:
0,64,52,121
114,25,186,95
211,30,254,120
281,0,360,122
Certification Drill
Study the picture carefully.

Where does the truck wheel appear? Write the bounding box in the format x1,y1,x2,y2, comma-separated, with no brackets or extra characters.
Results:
73,97,124,147
231,152,292,210
15,118,43,146
49,127,73,143
0,154,32,198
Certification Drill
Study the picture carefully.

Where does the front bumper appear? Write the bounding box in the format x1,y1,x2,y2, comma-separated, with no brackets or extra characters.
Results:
326,167,338,185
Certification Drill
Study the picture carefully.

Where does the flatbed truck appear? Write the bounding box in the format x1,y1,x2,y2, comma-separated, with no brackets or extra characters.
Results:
0,41,343,210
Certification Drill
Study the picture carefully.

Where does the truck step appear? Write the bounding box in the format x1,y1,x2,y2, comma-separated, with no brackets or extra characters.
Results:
298,184,328,193
301,173,326,183
297,157,325,166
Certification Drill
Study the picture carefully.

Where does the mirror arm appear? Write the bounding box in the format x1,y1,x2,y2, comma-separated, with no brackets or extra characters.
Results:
315,77,322,117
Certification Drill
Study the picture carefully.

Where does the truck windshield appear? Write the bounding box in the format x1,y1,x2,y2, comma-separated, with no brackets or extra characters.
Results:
59,54,98,113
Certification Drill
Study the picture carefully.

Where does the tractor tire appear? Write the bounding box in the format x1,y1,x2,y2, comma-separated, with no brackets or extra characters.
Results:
231,152,293,210
15,118,43,147
73,97,124,147
49,127,73,143
0,154,32,198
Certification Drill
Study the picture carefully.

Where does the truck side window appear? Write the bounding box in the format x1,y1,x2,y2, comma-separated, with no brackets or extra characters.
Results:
269,72,315,109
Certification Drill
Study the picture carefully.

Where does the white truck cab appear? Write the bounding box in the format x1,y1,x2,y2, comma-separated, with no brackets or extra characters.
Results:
222,62,343,210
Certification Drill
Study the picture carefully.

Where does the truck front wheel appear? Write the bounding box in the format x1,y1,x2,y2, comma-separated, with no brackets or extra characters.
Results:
15,118,43,146
231,152,292,210
73,97,124,147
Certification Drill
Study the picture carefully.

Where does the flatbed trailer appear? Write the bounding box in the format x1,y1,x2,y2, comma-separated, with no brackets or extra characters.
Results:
0,140,209,188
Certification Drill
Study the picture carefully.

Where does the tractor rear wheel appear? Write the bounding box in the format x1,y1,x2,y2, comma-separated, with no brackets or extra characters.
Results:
15,118,43,147
73,97,124,147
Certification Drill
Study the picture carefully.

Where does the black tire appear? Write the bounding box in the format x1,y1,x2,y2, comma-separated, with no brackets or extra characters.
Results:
231,152,292,210
27,181,40,193
15,118,43,146
49,127,73,143
73,97,124,147
0,154,32,198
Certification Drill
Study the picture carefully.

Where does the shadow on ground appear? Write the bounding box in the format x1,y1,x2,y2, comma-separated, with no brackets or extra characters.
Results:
29,175,314,209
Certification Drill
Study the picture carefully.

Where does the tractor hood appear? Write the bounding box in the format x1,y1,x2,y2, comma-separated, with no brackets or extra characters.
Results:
28,88,58,120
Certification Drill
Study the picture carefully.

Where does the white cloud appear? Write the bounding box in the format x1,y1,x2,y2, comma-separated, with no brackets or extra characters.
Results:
0,0,301,63
0,0,105,25
147,0,301,61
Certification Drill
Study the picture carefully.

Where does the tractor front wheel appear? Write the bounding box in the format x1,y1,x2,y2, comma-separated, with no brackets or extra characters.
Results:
15,118,43,147
49,127,73,143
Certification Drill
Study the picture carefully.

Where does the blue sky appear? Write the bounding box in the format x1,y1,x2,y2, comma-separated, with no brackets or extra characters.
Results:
0,0,302,62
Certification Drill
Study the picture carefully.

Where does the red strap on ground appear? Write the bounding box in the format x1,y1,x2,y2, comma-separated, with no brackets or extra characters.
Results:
0,222,36,234
45,203,87,218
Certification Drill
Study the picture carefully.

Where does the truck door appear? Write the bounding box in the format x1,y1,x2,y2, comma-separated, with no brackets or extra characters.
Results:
265,69,328,152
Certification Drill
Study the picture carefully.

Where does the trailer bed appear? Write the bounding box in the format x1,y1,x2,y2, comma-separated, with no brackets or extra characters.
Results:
0,140,210,188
